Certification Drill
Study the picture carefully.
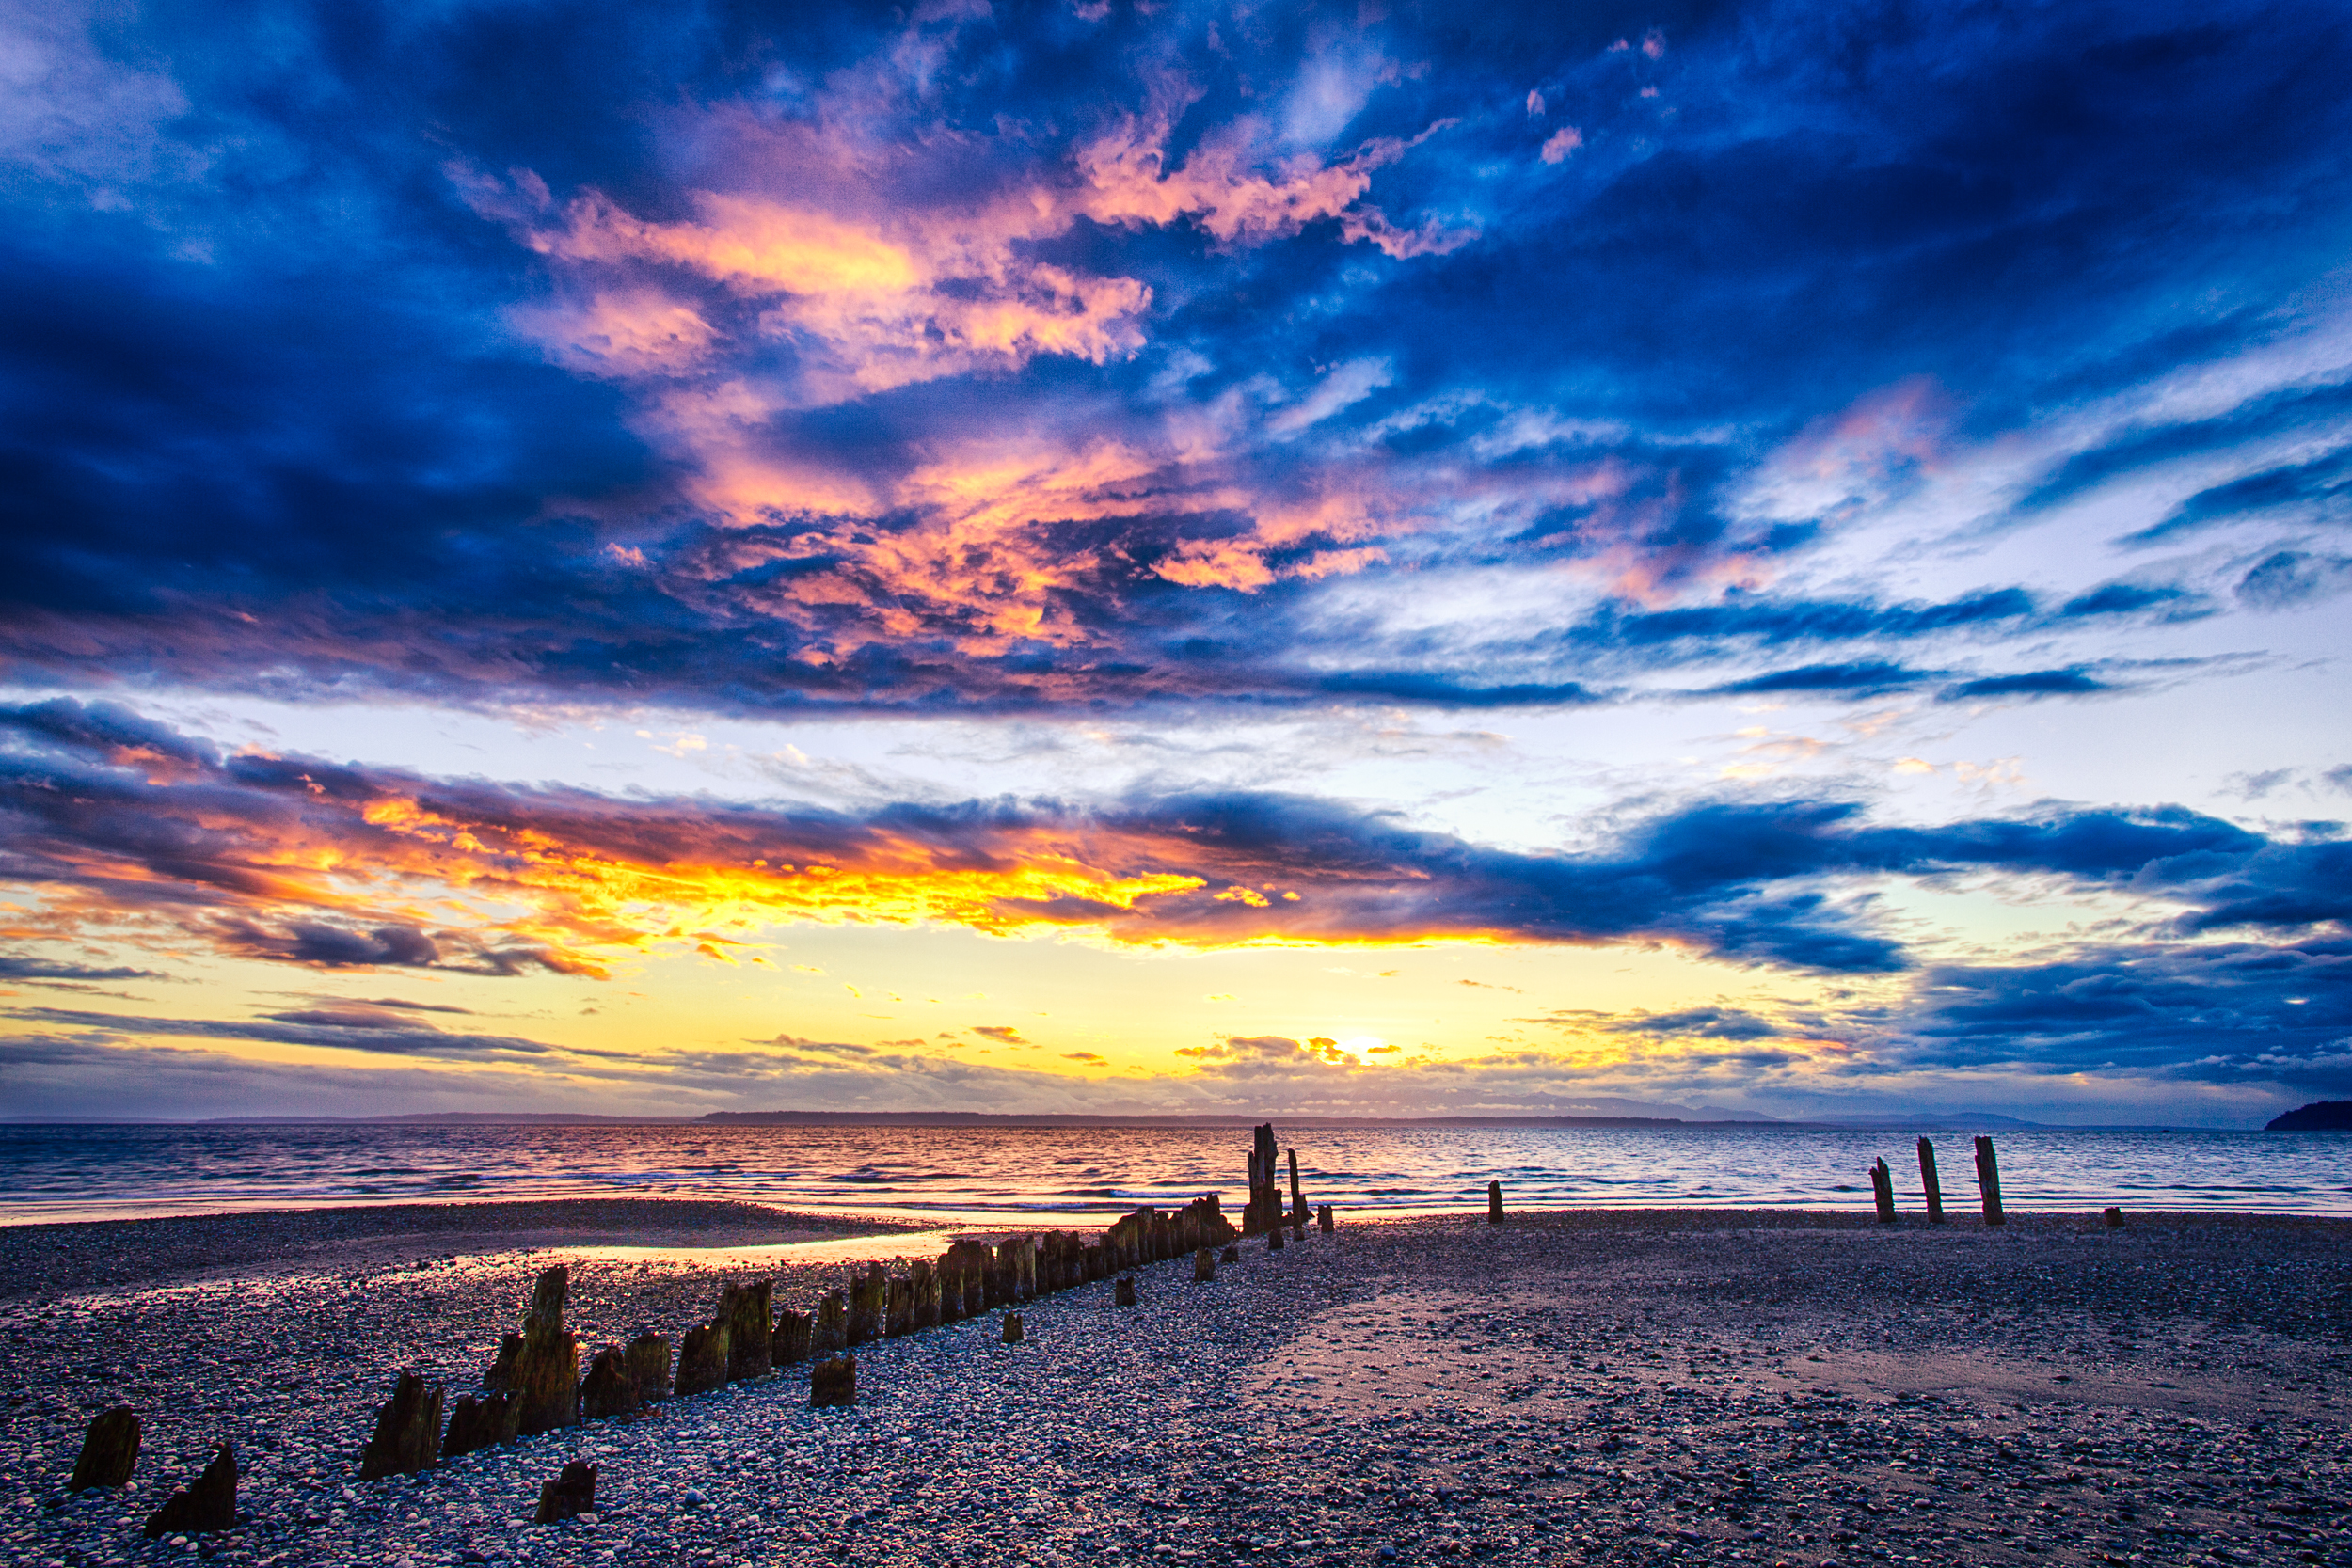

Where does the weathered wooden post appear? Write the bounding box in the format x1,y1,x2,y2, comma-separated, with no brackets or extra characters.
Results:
1001,1311,1025,1344
1973,1134,2006,1225
887,1274,915,1337
771,1311,810,1367
1267,1222,1285,1251
359,1371,443,1479
2103,1206,2123,1227
810,1356,855,1408
912,1260,940,1328
1870,1157,1897,1223
1287,1148,1306,1226
1917,1138,1946,1223
675,1322,730,1397
813,1291,849,1354
143,1444,236,1538
1318,1203,1334,1233
1248,1123,1281,1234
1115,1275,1138,1306
1220,1243,1240,1263
723,1279,773,1380
510,1266,580,1436
849,1263,886,1344
1194,1247,1216,1282
577,1347,639,1420
69,1406,139,1490
1487,1180,1505,1224
534,1461,596,1524
626,1331,673,1397
439,1391,516,1459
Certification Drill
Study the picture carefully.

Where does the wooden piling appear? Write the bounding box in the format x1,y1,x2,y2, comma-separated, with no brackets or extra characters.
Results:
2103,1206,2123,1228
1917,1137,1946,1223
439,1391,516,1459
1487,1180,1504,1225
577,1347,638,1420
1194,1247,1216,1282
886,1274,915,1337
626,1331,674,1396
675,1323,730,1397
1318,1203,1334,1233
510,1266,580,1436
69,1406,139,1490
1248,1122,1282,1234
849,1263,886,1344
810,1355,855,1408
1267,1223,1285,1252
533,1461,596,1525
1114,1275,1138,1306
1220,1243,1240,1263
1001,1311,1024,1344
1287,1147,1306,1226
771,1312,810,1368
1973,1134,2007,1225
722,1279,773,1381
813,1291,849,1354
912,1260,940,1329
1870,1157,1897,1223
142,1444,236,1538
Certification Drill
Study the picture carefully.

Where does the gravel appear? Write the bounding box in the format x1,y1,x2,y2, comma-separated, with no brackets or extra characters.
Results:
4,1204,2348,1567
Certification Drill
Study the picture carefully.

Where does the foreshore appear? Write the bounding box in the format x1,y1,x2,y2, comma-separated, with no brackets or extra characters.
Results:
4,1201,2346,1568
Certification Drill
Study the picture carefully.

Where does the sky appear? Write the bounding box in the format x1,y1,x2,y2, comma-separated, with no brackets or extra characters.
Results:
2,0,2349,1127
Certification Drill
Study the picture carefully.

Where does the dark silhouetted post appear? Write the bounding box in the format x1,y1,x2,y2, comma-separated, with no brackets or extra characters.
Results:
1287,1147,1306,1226
1870,1157,1897,1223
1194,1247,1216,1282
1318,1203,1334,1233
1973,1134,2006,1225
810,1355,855,1407
2103,1206,2123,1227
1001,1311,1024,1344
534,1462,596,1524
359,1371,444,1480
143,1445,236,1538
1917,1137,1945,1223
1487,1180,1505,1225
70,1407,139,1490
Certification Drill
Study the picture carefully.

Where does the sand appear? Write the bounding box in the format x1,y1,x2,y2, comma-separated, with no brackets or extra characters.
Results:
2,1202,2346,1568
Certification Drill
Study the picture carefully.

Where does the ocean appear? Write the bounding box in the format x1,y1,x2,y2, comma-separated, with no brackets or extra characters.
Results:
2,1121,2344,1226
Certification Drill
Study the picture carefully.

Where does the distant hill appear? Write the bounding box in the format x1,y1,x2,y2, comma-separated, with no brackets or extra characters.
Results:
2266,1101,2352,1131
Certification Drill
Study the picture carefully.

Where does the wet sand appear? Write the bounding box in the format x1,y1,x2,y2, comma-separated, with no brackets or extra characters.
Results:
3,1203,2347,1567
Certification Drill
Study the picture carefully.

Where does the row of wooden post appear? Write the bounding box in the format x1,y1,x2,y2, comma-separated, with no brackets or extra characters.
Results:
73,1126,1331,1528
1871,1134,2005,1224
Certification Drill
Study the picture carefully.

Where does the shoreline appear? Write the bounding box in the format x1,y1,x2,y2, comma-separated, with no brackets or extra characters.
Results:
5,1207,2346,1566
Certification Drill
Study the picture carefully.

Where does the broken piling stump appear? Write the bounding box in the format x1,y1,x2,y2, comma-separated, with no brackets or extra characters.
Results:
1917,1137,1946,1223
1001,1311,1025,1344
440,1391,516,1459
1220,1243,1240,1263
1287,1147,1306,1227
813,1291,849,1354
143,1443,236,1538
1267,1224,1285,1252
771,1311,810,1367
887,1274,915,1337
675,1322,730,1398
1194,1247,1216,1282
2104,1206,2124,1227
358,1370,443,1480
626,1331,673,1399
1318,1203,1334,1233
1974,1134,2007,1225
578,1347,638,1421
510,1266,580,1436
912,1260,939,1329
1487,1180,1504,1225
1114,1275,1138,1306
849,1264,886,1344
534,1461,596,1525
722,1279,773,1381
810,1355,855,1408
1870,1157,1897,1222
70,1406,139,1491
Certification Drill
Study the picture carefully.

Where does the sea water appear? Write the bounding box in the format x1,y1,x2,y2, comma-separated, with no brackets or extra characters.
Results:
1,1121,2344,1225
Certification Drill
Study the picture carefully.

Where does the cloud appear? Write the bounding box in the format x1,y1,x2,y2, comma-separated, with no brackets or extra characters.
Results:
971,1025,1027,1045
7,1006,559,1059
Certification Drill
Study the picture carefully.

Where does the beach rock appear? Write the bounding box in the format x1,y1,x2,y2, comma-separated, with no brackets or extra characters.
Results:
358,1370,443,1480
1194,1248,1216,1282
1002,1311,1024,1344
771,1310,811,1366
886,1274,914,1337
810,1355,855,1408
440,1391,516,1459
143,1442,236,1537
69,1405,139,1490
511,1266,580,1436
533,1461,596,1525
1115,1275,1138,1307
912,1259,939,1328
626,1331,673,1398
849,1264,886,1344
813,1290,848,1354
675,1323,729,1398
722,1279,773,1380
578,1346,638,1420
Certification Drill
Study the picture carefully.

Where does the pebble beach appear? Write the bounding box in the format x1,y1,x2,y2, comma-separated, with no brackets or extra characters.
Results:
4,1201,2348,1568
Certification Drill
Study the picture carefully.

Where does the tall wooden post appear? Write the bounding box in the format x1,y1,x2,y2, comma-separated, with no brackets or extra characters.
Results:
1916,1137,1945,1223
1287,1148,1305,1226
1486,1180,1504,1225
1973,1135,2006,1225
1870,1157,1897,1222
